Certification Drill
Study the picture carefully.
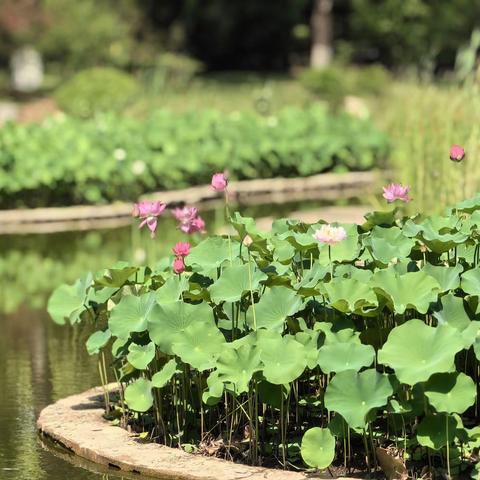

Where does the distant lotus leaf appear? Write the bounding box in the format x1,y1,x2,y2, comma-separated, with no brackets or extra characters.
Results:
108,292,156,339
362,209,398,231
151,358,181,389
378,320,464,385
317,342,375,374
47,273,92,325
248,286,302,331
124,378,153,412
371,270,441,314
86,329,111,356
172,321,226,371
365,226,416,265
230,212,267,242
127,342,156,370
148,301,213,355
209,264,267,303
461,268,480,296
185,237,237,270
417,414,456,450
318,223,360,263
216,342,262,394
324,277,378,315
433,293,471,331
259,333,307,385
324,369,393,430
425,372,476,414
300,427,336,469
423,264,463,292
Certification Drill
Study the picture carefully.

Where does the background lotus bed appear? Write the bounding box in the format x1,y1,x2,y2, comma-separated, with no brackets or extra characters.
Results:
0,105,387,208
48,193,480,478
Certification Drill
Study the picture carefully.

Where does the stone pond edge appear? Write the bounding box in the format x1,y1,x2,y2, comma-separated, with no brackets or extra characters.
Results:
37,385,357,480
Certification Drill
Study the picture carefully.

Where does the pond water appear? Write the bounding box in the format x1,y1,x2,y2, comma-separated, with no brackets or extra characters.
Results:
0,199,356,480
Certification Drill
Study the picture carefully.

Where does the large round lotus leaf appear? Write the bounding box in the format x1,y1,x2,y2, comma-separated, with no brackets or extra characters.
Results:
417,413,456,450
209,264,267,304
247,286,302,331
156,275,189,304
317,342,375,374
295,330,321,369
324,278,378,315
461,268,480,296
47,273,92,325
185,236,237,270
371,270,441,314
269,236,296,263
422,264,463,292
148,301,213,355
317,223,359,263
378,320,464,385
324,369,393,430
334,265,373,283
124,378,153,412
433,293,471,331
365,226,416,265
108,292,156,339
257,380,290,408
86,329,111,356
151,358,181,389
172,321,226,371
127,341,156,370
425,372,476,414
300,427,336,469
259,334,307,385
216,342,261,394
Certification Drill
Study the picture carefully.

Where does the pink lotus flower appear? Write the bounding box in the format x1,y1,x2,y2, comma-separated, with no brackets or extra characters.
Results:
382,183,411,203
172,206,206,234
211,172,228,191
173,257,186,274
172,242,191,257
450,144,465,162
312,225,347,246
132,201,166,237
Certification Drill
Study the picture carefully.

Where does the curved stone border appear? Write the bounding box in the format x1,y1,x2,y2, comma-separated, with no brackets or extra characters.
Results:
1,171,381,234
38,386,314,480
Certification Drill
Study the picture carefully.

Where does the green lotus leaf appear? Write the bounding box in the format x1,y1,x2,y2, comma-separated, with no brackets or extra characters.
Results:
95,265,138,288
300,427,336,469
202,370,226,405
127,341,156,370
294,262,328,295
365,226,416,265
248,286,302,331
209,264,267,303
108,292,156,339
317,223,360,263
148,301,213,355
47,273,92,325
433,294,475,339
378,320,464,385
362,209,398,231
461,268,480,296
417,413,456,450
324,277,378,315
156,275,189,304
230,212,267,242
172,321,226,371
111,337,129,358
422,264,463,292
315,323,361,345
447,194,480,215
269,236,296,263
371,270,441,314
295,329,321,370
317,342,375,374
86,329,111,356
334,265,373,283
258,333,307,385
257,381,290,408
124,378,153,412
151,358,181,388
216,342,262,394
425,372,476,414
324,369,393,430
185,237,237,270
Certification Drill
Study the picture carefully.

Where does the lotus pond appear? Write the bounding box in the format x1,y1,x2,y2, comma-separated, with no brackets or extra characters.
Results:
44,189,480,480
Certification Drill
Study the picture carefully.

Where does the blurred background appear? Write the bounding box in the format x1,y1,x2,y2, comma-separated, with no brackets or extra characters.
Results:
1,1,480,479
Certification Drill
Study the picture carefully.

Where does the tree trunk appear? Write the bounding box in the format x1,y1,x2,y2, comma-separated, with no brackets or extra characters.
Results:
310,0,333,69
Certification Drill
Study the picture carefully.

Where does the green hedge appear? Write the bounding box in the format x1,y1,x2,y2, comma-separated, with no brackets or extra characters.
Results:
0,106,388,208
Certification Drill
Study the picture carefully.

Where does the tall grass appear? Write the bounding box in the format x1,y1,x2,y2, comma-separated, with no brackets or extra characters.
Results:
378,82,480,213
